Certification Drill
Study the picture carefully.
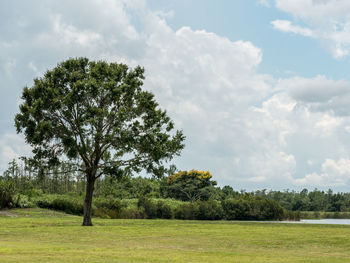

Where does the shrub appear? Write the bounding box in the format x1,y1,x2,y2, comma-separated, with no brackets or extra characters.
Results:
221,199,250,220
0,180,16,209
51,198,84,215
93,198,125,219
118,208,146,219
195,200,223,220
94,198,123,212
221,197,285,220
13,194,35,208
36,195,84,215
121,199,138,209
156,201,173,219
258,199,284,220
93,208,114,219
35,195,54,209
23,188,43,199
174,203,198,220
283,209,301,221
138,197,157,218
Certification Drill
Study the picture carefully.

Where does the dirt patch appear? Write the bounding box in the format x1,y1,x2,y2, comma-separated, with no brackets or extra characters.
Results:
0,211,18,217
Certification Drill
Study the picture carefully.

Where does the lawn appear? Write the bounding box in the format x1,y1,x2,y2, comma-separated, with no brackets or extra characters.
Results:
0,208,350,262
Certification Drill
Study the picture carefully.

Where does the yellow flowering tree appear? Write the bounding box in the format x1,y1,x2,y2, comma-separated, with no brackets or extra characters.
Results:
166,170,217,202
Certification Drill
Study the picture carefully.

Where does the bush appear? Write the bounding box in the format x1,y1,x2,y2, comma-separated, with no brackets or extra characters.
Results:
118,207,146,219
23,188,43,199
35,195,53,209
174,203,198,220
52,198,84,215
121,199,139,209
138,197,157,218
0,180,16,209
93,198,125,219
221,199,250,220
31,194,291,221
254,198,284,220
93,208,114,219
156,201,173,219
36,195,84,215
13,194,35,208
283,209,301,221
195,200,223,220
221,197,285,220
94,198,123,212
175,201,224,220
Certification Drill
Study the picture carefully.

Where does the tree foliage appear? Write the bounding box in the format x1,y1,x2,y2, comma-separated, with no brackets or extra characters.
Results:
165,170,217,202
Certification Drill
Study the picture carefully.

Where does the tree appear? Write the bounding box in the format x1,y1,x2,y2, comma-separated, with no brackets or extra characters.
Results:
15,58,185,226
165,170,216,202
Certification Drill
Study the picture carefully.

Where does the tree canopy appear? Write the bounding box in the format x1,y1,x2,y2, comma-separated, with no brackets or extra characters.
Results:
165,170,217,202
15,57,185,225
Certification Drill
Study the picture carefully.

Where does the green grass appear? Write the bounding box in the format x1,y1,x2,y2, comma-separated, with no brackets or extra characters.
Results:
1,208,350,262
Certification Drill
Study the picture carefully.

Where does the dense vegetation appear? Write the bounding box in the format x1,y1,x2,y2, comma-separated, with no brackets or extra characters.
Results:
5,157,349,221
4,157,350,220
0,159,301,220
2,158,350,214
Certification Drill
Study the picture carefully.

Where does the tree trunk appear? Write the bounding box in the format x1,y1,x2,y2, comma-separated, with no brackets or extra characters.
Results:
82,177,95,226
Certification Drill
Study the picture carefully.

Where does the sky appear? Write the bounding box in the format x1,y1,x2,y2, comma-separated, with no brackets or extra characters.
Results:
3,0,350,191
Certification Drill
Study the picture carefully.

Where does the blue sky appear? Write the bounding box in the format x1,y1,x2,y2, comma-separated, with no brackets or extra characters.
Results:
149,0,350,81
2,0,350,191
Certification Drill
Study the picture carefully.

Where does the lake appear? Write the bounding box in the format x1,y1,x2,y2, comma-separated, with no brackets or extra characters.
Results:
281,219,350,225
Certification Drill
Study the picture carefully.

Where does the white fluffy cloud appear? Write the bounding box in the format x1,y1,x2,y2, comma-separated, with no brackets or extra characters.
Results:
295,158,350,187
2,0,350,190
0,134,31,171
269,0,350,58
276,76,350,116
258,0,271,7
271,20,314,37
275,0,350,21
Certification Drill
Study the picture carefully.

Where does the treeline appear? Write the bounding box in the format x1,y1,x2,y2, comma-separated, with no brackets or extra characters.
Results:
0,178,294,221
1,159,234,200
1,158,346,220
1,159,86,196
254,189,350,212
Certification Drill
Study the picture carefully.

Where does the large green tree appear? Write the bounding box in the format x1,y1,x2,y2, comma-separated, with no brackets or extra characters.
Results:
15,58,185,226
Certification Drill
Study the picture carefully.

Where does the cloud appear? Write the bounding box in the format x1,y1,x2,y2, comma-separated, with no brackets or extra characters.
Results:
277,75,350,116
42,15,103,47
275,0,350,21
280,75,350,103
295,158,350,187
269,0,350,58
271,20,314,37
0,134,31,171
247,81,350,189
258,0,271,7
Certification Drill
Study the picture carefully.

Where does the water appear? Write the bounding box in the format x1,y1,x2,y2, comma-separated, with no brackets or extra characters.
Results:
280,219,350,225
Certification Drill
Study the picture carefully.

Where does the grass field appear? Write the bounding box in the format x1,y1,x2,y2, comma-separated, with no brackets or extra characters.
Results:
1,208,350,262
